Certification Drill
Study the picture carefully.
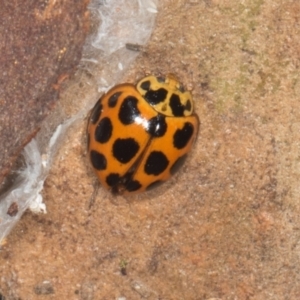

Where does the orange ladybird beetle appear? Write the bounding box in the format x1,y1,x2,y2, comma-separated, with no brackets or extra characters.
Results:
87,75,200,195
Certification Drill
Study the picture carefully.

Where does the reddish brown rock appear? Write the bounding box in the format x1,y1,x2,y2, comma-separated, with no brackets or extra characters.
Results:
0,0,90,187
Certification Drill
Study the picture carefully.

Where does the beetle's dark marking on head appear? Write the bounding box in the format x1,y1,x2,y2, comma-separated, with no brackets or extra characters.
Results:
144,88,168,105
173,122,194,149
108,91,122,107
95,117,113,143
144,151,169,175
90,150,107,170
185,99,192,112
147,115,167,137
157,76,165,83
113,138,140,163
178,84,185,93
170,154,187,175
90,101,103,124
169,94,185,116
118,96,141,125
140,80,151,91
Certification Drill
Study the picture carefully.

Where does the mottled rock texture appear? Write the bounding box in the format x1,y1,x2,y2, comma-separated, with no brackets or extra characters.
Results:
0,0,89,187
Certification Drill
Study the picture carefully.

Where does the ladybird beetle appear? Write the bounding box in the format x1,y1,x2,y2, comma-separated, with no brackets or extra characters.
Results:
87,75,199,195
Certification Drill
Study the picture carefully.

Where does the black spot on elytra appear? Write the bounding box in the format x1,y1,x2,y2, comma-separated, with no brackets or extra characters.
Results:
140,80,151,91
173,122,194,149
144,88,168,105
108,91,122,107
95,117,113,143
169,94,185,117
126,179,142,192
90,150,107,170
147,115,167,137
144,151,169,175
170,154,187,175
106,173,121,187
113,138,140,163
146,180,164,191
90,101,103,124
118,96,141,125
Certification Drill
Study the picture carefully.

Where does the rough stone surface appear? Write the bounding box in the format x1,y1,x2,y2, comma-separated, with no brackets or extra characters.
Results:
0,0,89,187
1,1,300,299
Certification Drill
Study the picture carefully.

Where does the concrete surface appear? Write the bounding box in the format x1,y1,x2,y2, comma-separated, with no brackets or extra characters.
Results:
1,1,300,299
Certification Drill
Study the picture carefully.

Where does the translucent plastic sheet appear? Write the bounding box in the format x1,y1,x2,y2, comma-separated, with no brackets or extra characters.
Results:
0,0,157,244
